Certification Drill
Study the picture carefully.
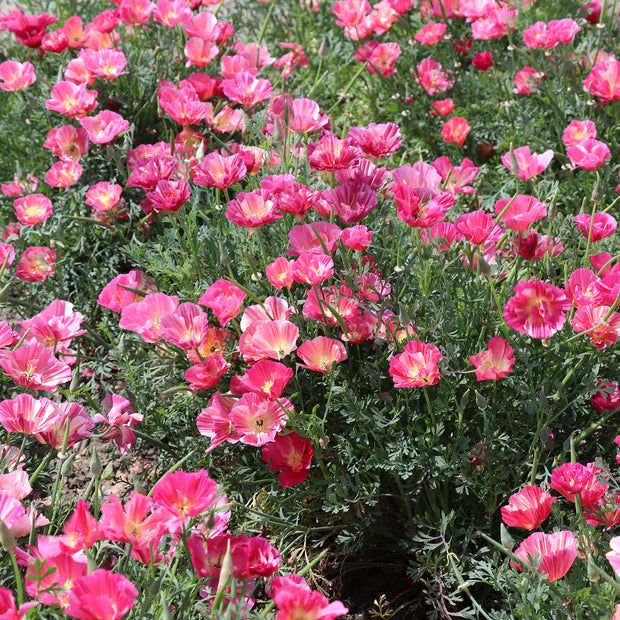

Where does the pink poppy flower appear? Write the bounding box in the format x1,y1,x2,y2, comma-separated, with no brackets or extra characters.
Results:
503,280,569,339
79,110,130,145
270,575,348,620
14,194,52,226
15,246,56,282
501,485,556,530
572,305,620,349
247,320,300,362
230,393,292,446
274,42,309,79
146,178,191,213
4,9,57,48
469,336,515,381
153,469,223,525
296,336,347,373
221,71,273,109
584,492,620,529
341,225,374,250
193,152,247,189
266,257,295,290
158,84,207,125
513,67,545,94
85,182,123,213
583,60,620,105
303,285,360,326
455,210,496,246
389,339,442,388
574,212,617,241
550,462,608,506
44,161,83,188
119,292,178,343
472,51,493,71
118,0,156,26
226,188,282,229
515,230,563,261
263,432,314,487
81,48,127,80
431,157,479,194
45,80,98,119
1,174,37,198
347,122,402,159
307,135,361,171
0,60,36,92
415,58,454,95
232,359,293,399
199,279,246,326
501,146,553,180
185,355,230,390
363,42,400,77
92,393,143,454
562,120,596,147
43,126,89,161
441,117,470,147
0,393,61,434
154,0,192,26
98,269,154,313
512,531,578,582
431,99,455,116
333,0,371,27
292,253,334,286
99,491,167,551
523,21,555,49
0,586,38,618
197,391,241,452
567,138,611,170
0,342,71,390
590,381,620,412
34,401,94,450
494,195,547,232
159,302,209,350
414,22,446,45
41,29,69,53
66,569,138,620
288,222,342,256
184,37,219,68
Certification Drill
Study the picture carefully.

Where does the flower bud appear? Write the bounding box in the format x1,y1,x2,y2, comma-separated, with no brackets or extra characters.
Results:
90,448,102,477
587,557,600,582
500,523,514,552
61,453,75,476
318,37,329,59
0,519,16,551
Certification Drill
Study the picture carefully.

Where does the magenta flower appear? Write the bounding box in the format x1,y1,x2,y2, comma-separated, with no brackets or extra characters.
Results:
469,336,515,381
567,138,611,170
494,195,547,232
389,340,442,388
503,280,570,339
199,279,246,326
263,432,314,487
500,146,553,180
229,393,291,446
66,569,138,620
574,212,617,241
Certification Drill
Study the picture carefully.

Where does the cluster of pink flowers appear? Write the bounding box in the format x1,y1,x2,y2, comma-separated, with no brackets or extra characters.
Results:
1,465,347,619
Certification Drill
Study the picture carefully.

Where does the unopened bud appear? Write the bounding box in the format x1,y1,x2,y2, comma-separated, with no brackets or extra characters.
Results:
61,453,75,476
500,523,514,552
318,37,329,59
90,448,102,477
102,462,114,480
217,539,234,593
219,241,231,267
0,519,16,551
87,555,98,574
475,391,488,410
508,143,519,176
398,303,411,328
476,254,492,276
244,251,259,274
591,179,604,203
587,558,600,582
133,475,146,495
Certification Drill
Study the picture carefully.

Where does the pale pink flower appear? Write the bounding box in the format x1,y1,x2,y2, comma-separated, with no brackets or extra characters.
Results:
296,336,347,372
199,280,246,326
389,340,442,388
501,146,553,180
567,139,611,171
513,531,578,582
79,110,130,145
229,393,291,446
574,212,617,241
494,195,547,232
0,60,36,91
0,342,72,390
119,293,179,343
